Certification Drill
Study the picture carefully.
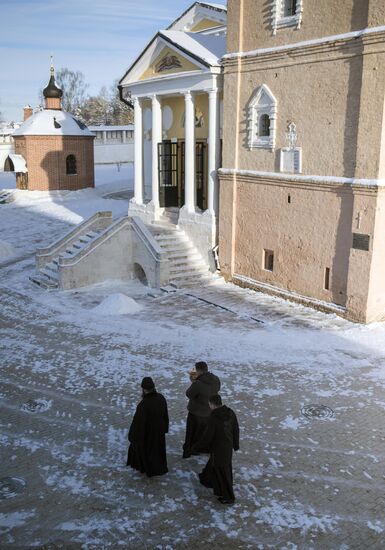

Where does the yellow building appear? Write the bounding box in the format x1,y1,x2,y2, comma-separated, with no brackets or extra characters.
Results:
119,2,226,264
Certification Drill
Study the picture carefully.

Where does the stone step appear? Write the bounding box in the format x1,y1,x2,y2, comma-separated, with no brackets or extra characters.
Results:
40,267,58,281
79,235,93,244
44,261,58,274
167,250,201,261
29,274,59,290
169,269,209,281
170,268,208,278
168,258,204,269
154,234,188,244
160,242,194,253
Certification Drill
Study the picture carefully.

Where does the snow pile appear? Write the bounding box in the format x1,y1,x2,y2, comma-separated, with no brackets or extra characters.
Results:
92,293,143,316
0,240,15,261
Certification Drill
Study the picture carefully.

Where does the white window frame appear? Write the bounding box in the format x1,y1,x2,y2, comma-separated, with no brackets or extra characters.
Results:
272,0,303,35
248,84,277,150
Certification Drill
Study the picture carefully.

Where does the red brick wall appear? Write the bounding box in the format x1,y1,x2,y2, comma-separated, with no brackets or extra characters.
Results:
14,135,95,191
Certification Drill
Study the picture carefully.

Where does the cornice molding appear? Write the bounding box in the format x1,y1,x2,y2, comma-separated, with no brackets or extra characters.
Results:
223,25,385,67
218,168,385,193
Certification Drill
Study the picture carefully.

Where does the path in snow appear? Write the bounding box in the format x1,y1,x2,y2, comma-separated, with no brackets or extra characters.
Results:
1,180,385,548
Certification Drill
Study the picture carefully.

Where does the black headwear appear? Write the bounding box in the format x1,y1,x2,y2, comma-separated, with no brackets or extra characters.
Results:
141,376,155,391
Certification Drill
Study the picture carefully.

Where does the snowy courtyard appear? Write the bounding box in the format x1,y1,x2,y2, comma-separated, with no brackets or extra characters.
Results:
1,166,385,549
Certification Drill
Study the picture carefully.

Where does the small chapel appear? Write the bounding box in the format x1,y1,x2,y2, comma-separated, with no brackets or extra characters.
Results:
5,64,95,191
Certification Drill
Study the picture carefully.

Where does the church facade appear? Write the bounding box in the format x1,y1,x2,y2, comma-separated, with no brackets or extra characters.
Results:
219,0,385,323
119,2,226,264
8,67,95,191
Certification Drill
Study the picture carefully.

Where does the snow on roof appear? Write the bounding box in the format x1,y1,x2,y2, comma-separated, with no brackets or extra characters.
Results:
8,154,27,173
200,2,227,10
12,110,94,137
160,30,226,66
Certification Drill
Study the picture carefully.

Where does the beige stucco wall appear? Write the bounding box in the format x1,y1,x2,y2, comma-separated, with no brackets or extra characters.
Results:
222,46,385,179
219,0,385,322
227,0,384,54
220,174,350,306
363,190,385,322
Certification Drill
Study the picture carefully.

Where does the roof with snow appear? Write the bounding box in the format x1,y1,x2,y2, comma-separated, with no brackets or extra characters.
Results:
7,154,27,173
167,2,227,31
159,30,226,66
12,110,94,138
119,1,227,86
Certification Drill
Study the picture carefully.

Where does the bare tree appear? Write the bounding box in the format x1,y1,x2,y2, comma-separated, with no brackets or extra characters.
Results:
81,81,133,125
110,80,133,125
55,68,89,113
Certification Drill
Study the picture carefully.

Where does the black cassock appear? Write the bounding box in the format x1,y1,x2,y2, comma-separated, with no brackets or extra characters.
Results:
127,391,169,477
192,405,239,502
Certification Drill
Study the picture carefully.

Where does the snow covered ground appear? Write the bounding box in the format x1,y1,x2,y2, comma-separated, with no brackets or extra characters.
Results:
1,170,385,548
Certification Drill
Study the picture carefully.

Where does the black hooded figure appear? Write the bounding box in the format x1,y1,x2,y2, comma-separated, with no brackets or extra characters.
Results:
127,377,169,477
192,394,239,504
183,361,221,458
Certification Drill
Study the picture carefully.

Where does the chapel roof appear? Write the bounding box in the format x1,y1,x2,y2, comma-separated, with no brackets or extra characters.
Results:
12,109,94,137
43,65,63,99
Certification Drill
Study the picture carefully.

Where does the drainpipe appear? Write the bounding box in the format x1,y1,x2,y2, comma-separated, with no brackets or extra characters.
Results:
118,85,134,110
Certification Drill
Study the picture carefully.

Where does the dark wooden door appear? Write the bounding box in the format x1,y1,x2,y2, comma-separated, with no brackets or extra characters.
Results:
158,141,178,207
180,140,207,210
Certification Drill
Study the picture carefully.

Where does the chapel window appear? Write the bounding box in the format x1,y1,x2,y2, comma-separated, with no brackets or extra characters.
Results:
66,154,77,175
248,84,277,149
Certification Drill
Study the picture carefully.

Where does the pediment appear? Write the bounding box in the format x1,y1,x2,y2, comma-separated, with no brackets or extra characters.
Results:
120,34,209,87
139,46,201,81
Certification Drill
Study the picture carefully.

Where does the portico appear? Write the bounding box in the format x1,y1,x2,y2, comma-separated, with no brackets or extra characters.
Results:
119,2,226,264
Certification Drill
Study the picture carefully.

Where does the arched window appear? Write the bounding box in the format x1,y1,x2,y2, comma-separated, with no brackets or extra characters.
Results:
248,84,277,149
66,155,77,175
259,114,271,137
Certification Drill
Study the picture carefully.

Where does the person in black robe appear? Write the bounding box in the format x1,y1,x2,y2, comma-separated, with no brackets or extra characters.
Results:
183,361,220,458
192,394,239,504
127,377,169,477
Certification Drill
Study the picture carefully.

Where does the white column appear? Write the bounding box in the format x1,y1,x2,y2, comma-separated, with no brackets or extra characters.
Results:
208,87,219,214
122,130,126,143
133,97,143,205
151,95,162,209
184,91,195,213
102,130,107,144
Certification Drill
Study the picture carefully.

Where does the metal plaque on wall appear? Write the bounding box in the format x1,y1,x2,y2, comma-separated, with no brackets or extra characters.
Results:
352,233,370,251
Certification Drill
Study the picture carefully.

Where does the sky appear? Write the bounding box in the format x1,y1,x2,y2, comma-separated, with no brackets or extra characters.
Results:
0,0,220,122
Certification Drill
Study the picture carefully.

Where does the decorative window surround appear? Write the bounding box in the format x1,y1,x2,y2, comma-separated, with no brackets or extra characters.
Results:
280,147,302,173
272,0,303,35
248,84,277,150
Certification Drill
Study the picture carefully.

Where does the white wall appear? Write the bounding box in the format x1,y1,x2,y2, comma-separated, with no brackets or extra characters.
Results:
0,143,14,171
93,143,134,164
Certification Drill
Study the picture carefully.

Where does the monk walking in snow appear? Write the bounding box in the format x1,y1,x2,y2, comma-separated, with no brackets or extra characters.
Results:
183,361,220,458
192,394,239,504
127,377,169,477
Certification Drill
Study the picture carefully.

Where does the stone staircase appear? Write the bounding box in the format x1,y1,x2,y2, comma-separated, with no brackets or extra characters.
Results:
149,220,214,289
30,228,105,289
0,190,14,204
